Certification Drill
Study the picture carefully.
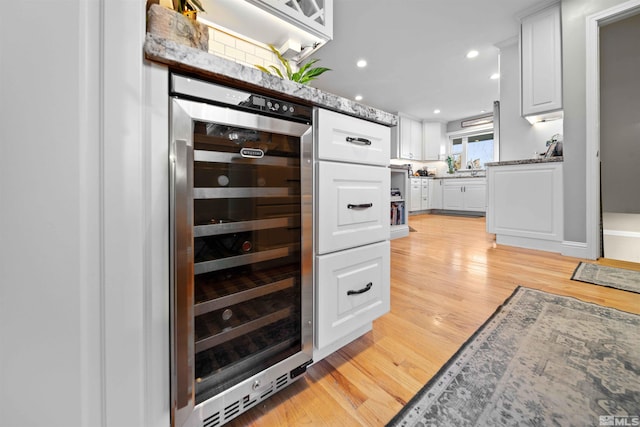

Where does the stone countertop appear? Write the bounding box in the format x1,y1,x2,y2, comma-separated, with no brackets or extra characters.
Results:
485,157,563,167
409,174,486,179
143,34,397,127
434,174,486,179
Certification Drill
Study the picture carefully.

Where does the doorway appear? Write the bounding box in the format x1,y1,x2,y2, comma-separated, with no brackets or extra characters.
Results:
599,11,640,263
585,0,640,262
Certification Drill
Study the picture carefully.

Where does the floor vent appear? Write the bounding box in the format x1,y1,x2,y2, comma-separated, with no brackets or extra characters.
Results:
275,374,288,389
203,412,220,427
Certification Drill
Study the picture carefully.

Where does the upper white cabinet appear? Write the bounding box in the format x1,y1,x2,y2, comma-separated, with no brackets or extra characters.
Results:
521,2,562,118
422,122,444,161
246,0,333,41
392,115,423,160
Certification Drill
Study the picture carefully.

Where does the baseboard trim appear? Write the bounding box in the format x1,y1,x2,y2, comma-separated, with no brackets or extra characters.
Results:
561,241,592,259
496,235,562,253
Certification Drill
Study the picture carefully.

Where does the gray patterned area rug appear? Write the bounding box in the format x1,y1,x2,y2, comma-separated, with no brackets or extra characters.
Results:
572,262,640,294
387,287,640,427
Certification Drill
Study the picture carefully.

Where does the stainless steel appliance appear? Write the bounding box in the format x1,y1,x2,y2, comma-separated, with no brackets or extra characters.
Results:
170,74,313,427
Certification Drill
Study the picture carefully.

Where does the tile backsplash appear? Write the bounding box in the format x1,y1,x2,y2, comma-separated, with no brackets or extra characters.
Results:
206,26,281,71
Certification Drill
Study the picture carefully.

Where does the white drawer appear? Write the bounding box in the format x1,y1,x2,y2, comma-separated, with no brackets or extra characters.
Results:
316,108,391,166
317,161,390,254
316,241,390,349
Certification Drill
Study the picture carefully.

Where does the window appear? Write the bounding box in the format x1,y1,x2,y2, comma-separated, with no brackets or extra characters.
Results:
449,132,495,169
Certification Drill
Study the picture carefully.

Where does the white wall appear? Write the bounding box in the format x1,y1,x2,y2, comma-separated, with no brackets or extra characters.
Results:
599,12,640,213
561,0,631,243
0,1,169,426
498,41,564,161
0,3,101,425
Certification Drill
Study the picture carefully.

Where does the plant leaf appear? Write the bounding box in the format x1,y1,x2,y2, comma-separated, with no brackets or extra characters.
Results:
255,65,272,75
189,0,206,12
268,45,293,79
302,66,331,79
296,59,319,76
268,65,284,79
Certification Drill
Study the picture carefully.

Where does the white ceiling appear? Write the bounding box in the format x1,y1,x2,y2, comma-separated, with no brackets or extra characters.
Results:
310,0,552,123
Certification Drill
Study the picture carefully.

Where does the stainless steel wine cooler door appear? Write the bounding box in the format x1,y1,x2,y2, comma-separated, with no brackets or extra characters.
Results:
170,76,313,427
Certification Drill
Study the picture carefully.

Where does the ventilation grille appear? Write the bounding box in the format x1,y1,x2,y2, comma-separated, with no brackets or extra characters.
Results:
224,400,241,420
242,394,257,410
275,373,289,390
200,371,300,426
203,412,220,427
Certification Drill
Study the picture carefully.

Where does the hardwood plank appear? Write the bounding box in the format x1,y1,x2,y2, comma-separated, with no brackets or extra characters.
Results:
228,214,640,426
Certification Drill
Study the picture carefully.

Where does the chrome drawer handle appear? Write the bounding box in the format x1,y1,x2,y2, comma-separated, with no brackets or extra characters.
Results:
346,136,372,145
347,203,373,209
347,282,373,296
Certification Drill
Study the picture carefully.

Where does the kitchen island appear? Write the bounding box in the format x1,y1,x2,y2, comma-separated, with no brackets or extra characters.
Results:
486,157,564,253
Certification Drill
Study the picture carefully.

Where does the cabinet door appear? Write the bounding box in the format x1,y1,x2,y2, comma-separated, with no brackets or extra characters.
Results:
409,178,422,211
463,183,486,211
429,179,443,209
316,241,390,349
521,4,562,116
246,0,333,40
317,108,390,166
423,122,442,160
442,183,464,210
317,161,390,254
420,179,429,210
399,116,422,160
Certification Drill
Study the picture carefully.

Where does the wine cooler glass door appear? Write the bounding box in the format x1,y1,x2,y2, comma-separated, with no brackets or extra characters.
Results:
170,94,313,427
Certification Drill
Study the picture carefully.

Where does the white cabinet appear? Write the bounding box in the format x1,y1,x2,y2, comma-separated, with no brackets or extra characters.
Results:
316,241,390,349
486,162,563,252
410,178,422,211
442,178,486,212
315,109,391,361
247,0,333,40
521,3,562,118
429,179,443,209
390,170,409,240
408,177,430,212
393,115,423,160
423,122,444,161
317,108,390,166
317,161,389,254
421,179,430,210
442,183,465,210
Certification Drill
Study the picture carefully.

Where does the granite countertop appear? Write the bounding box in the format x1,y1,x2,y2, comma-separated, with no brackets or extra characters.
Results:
434,174,486,179
485,157,563,167
143,34,397,127
407,174,486,179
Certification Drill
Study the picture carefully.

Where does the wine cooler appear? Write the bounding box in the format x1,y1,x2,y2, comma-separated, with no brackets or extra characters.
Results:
169,74,313,427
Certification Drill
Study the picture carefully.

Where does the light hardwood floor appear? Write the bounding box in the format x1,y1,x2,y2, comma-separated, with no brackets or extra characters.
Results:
229,214,640,426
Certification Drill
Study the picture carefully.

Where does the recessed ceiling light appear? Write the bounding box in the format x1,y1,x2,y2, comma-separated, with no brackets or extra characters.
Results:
356,59,367,68
480,110,486,113
490,73,500,80
466,50,479,59
434,109,441,114
355,95,363,101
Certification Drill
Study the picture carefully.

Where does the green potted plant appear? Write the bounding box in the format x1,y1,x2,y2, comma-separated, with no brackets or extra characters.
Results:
256,45,331,85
